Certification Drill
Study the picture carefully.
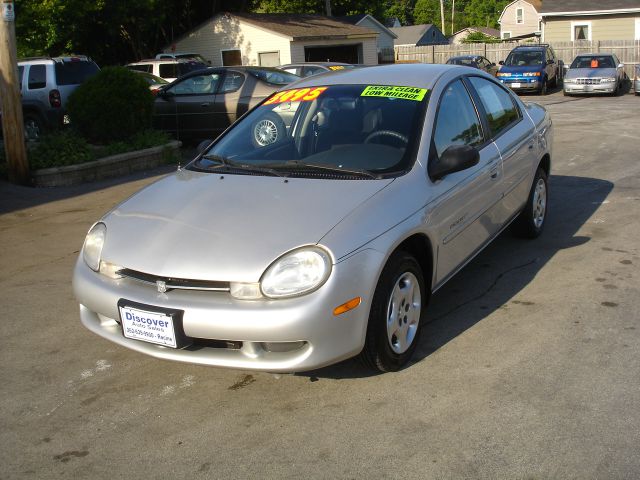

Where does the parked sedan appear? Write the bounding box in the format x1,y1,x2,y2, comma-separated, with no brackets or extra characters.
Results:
152,66,299,140
74,64,553,373
446,55,499,76
563,53,625,96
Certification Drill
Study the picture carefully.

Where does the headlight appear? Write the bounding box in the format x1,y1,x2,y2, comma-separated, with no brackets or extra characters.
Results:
260,247,332,298
82,223,106,271
497,72,509,77
523,72,541,77
601,77,616,83
564,78,576,84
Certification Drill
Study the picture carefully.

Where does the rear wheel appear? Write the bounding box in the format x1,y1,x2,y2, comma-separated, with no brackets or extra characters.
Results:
512,167,548,239
359,251,427,372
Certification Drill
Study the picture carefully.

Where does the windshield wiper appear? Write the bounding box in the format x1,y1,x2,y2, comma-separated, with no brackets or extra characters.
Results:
201,154,287,178
271,160,380,179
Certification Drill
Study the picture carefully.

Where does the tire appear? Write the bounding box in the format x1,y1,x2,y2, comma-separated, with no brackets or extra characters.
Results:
539,77,548,95
23,113,45,141
512,167,548,239
359,251,427,372
251,112,286,147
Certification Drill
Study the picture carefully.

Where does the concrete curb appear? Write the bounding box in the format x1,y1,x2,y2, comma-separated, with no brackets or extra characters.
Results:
31,140,182,187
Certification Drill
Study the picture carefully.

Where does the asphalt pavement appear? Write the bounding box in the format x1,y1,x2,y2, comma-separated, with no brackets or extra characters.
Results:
1,89,639,479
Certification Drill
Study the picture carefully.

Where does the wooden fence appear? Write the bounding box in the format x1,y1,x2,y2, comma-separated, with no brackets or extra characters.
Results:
392,40,640,77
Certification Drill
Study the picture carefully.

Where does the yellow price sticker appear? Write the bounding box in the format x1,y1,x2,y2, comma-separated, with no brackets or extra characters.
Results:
361,85,428,101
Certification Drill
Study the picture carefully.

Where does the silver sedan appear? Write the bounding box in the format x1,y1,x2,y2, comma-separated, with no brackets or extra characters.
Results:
563,53,625,96
73,64,553,373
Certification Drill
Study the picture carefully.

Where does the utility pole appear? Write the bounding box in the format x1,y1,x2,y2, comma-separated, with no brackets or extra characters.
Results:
451,0,455,36
0,0,29,185
440,0,445,35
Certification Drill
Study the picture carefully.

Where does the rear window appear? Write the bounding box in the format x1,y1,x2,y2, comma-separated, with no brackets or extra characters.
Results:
248,68,299,85
54,60,99,85
447,58,476,67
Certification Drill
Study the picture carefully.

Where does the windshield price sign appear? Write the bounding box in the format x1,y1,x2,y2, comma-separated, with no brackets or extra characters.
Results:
264,87,328,105
361,85,428,101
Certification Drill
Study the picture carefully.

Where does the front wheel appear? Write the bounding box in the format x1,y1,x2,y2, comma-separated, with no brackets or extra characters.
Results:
512,167,548,238
24,113,45,141
539,77,548,95
359,251,427,372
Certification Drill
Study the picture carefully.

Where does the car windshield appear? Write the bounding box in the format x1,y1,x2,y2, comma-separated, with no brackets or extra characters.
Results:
54,60,100,85
191,84,428,179
447,58,476,67
248,68,300,85
570,56,615,69
504,51,544,67
177,61,208,75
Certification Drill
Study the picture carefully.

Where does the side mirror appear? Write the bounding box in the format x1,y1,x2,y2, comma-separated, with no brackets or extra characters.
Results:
429,145,480,181
547,59,554,65
157,89,174,100
197,139,213,155
618,63,624,69
499,60,505,65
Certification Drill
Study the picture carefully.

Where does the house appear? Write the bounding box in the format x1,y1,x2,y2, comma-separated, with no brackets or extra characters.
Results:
449,27,500,44
498,0,543,40
161,12,379,67
540,0,640,42
339,14,397,61
390,24,449,47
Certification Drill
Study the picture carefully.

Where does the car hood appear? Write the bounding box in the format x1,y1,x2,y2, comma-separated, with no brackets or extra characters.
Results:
499,66,543,75
565,68,617,79
100,169,394,282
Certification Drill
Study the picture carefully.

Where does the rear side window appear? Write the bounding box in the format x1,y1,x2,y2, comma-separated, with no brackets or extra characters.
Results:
28,65,47,90
219,72,245,93
159,64,179,78
127,64,152,73
248,69,298,85
433,79,483,158
468,77,520,137
54,61,99,85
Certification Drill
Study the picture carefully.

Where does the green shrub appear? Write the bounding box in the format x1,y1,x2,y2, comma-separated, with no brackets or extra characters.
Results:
97,130,172,158
67,66,154,144
28,131,95,170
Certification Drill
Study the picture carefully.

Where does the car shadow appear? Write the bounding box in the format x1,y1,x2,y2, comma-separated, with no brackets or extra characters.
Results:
297,174,614,380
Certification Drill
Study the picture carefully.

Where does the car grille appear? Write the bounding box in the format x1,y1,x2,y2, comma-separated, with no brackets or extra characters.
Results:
576,78,602,85
118,268,230,292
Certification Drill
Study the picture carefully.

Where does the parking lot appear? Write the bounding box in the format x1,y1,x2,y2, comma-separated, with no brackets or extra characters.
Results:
1,88,639,479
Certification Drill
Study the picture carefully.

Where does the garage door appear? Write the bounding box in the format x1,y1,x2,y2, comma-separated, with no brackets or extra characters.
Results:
304,44,361,64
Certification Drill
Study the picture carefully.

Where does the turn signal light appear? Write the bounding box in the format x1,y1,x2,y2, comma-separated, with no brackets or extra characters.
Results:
333,297,361,316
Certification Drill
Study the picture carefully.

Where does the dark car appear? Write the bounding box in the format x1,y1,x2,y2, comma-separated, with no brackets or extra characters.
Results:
152,66,299,140
446,55,499,76
497,44,560,95
277,62,355,77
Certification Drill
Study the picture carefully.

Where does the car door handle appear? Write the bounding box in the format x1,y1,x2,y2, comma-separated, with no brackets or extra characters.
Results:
528,142,534,150
490,167,499,179
200,103,210,107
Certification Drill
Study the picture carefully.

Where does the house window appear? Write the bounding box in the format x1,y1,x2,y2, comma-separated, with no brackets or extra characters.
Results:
258,51,280,67
502,31,511,40
221,49,242,66
516,8,524,24
571,21,591,41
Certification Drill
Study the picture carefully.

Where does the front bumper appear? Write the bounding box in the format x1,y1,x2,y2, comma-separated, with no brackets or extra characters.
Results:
499,78,542,91
73,249,384,372
563,82,616,94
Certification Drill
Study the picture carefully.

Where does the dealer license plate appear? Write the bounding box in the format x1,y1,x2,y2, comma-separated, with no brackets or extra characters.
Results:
120,305,178,348
511,82,521,88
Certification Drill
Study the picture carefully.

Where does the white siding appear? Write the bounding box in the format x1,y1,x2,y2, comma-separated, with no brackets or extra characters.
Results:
357,17,393,50
500,0,540,39
169,15,292,67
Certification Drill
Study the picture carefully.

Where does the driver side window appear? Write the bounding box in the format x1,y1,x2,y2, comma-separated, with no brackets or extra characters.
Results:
433,79,484,158
169,74,220,95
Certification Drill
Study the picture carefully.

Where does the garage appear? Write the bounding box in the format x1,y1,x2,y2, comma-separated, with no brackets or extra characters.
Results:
304,44,362,64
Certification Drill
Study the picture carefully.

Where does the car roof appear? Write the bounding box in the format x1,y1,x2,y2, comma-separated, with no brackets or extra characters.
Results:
282,64,458,90
127,58,204,65
448,55,480,60
18,55,93,65
280,62,350,67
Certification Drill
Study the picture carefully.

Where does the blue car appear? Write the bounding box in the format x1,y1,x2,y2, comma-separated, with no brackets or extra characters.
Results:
497,44,560,95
